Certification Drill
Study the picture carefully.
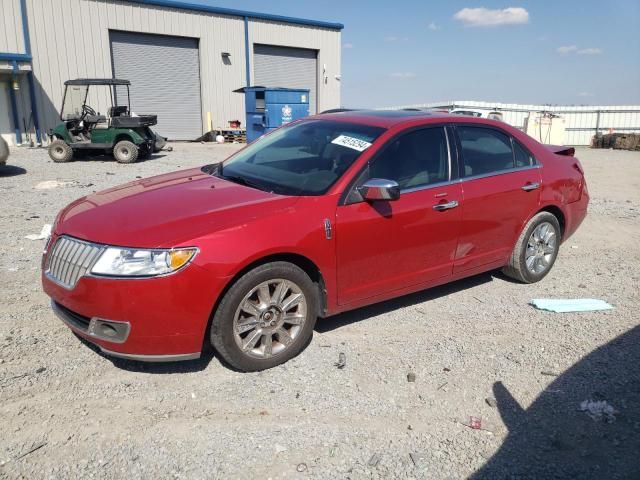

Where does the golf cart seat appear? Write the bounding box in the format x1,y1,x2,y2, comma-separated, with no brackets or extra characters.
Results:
84,114,107,125
111,114,157,128
108,106,128,117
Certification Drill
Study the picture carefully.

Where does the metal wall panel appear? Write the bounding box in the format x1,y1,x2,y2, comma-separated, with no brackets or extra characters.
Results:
22,0,341,141
253,44,317,114
0,0,26,54
110,31,202,140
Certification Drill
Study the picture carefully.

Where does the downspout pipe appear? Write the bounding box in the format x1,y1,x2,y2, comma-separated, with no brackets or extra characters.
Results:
244,16,251,86
19,0,42,145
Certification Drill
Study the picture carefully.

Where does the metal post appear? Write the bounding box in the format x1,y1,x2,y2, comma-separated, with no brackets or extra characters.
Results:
595,110,601,136
8,82,22,145
26,71,41,144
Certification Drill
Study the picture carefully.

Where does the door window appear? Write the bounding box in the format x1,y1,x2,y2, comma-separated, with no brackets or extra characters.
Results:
513,139,535,168
458,126,515,177
367,127,449,190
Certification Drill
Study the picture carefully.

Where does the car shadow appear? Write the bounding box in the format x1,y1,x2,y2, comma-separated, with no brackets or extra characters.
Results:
74,270,500,374
316,271,495,333
0,165,27,177
472,325,640,479
75,334,215,373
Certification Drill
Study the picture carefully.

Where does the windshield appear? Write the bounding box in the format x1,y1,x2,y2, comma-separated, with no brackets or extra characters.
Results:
214,119,385,196
61,85,89,120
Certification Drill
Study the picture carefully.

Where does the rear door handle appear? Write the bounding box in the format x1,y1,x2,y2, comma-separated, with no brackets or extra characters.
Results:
521,182,541,192
433,200,459,211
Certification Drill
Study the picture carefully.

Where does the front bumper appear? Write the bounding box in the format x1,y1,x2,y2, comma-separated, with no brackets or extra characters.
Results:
51,300,199,361
43,249,227,361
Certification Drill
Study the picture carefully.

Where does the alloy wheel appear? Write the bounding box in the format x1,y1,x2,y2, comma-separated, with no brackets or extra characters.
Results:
525,221,557,274
232,279,307,359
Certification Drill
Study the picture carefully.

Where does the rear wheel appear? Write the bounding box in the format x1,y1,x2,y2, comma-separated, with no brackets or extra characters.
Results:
503,211,561,283
48,140,73,163
113,140,138,164
210,262,318,371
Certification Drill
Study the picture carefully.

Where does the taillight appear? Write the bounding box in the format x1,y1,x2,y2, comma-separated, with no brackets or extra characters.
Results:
573,161,585,200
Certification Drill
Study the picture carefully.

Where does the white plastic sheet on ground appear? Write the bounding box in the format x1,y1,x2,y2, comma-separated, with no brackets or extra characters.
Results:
529,298,614,313
25,224,52,241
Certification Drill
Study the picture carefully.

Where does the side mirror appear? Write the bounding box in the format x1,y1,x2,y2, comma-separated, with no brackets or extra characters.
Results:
358,178,400,202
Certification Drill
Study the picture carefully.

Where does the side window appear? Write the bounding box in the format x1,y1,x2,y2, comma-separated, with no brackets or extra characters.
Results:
513,139,535,168
367,127,449,190
458,126,514,177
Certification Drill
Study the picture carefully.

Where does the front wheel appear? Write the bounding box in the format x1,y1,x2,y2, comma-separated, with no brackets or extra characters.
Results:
113,140,139,164
210,262,318,371
48,140,74,163
503,211,561,283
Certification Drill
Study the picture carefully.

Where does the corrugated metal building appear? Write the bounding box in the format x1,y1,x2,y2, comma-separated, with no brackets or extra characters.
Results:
0,0,343,145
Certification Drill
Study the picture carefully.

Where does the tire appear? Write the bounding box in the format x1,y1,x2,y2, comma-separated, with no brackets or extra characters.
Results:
48,140,73,163
210,262,318,371
113,140,139,164
502,211,562,283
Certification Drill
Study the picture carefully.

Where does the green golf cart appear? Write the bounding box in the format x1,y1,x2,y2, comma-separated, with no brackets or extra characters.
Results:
48,78,165,164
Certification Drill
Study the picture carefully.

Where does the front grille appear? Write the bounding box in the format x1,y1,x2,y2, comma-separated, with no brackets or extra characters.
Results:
46,236,104,289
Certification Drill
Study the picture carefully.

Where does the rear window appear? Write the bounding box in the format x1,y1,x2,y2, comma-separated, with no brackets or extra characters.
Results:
513,139,535,168
458,126,514,177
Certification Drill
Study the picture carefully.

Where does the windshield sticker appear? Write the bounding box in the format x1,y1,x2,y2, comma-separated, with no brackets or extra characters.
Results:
331,135,373,152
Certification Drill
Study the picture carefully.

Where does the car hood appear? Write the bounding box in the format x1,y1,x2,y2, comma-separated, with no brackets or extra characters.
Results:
55,167,299,248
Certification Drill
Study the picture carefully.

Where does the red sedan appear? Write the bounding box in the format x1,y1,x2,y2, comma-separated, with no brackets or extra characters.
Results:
42,111,588,371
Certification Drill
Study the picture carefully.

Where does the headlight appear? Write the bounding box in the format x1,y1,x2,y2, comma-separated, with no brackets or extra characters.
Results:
90,247,197,277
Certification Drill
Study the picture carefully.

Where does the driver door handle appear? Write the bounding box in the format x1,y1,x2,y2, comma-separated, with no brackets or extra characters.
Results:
433,200,459,211
522,182,541,191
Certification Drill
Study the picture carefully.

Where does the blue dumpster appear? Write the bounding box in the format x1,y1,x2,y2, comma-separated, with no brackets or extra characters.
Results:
236,86,310,142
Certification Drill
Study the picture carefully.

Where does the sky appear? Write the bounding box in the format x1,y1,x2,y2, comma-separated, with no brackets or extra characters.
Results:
190,0,640,107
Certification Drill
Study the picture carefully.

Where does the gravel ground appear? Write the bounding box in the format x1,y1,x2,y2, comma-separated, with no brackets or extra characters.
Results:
0,145,638,479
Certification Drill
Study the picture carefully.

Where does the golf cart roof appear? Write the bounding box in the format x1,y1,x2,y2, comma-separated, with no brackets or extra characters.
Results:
64,78,131,86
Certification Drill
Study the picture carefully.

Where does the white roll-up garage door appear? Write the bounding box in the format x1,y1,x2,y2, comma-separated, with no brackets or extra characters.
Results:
110,31,202,140
253,44,318,114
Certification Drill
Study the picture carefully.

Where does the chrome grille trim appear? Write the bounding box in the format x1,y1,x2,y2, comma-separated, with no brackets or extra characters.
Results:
45,236,104,289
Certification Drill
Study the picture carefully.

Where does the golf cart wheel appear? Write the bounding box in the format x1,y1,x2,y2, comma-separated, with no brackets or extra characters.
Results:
113,140,139,164
48,140,74,163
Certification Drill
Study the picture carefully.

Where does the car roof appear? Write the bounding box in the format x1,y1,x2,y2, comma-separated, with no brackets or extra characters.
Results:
314,109,494,128
315,109,448,128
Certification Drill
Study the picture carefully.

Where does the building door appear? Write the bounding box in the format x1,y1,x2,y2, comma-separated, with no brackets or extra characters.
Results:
110,31,202,140
253,44,317,114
